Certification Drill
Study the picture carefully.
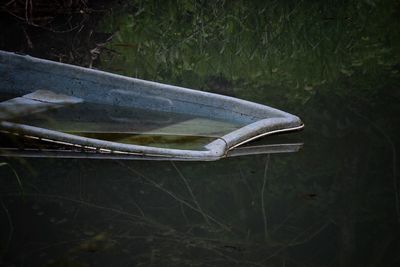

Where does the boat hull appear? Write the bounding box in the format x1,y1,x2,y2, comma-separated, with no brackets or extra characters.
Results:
0,50,303,160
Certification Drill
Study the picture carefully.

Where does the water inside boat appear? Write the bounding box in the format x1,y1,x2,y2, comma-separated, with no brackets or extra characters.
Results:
1,93,245,150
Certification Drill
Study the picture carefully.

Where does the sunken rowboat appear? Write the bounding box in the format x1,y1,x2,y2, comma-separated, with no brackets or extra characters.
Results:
0,50,303,160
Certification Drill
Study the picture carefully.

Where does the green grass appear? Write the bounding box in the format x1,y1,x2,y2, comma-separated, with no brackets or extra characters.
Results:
99,0,400,103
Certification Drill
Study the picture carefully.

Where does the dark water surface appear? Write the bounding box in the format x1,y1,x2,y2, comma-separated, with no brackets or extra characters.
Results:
1,1,400,266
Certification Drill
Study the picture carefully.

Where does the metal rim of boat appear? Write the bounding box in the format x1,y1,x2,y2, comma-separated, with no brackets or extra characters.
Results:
0,121,303,160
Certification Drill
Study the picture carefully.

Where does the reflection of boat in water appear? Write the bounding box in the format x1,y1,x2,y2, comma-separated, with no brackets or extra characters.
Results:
0,50,303,160
0,131,303,160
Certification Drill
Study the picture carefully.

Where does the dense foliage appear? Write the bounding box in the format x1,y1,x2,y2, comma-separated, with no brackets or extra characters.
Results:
100,0,400,104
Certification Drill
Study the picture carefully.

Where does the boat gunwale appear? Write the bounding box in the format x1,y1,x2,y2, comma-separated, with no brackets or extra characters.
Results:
0,50,298,122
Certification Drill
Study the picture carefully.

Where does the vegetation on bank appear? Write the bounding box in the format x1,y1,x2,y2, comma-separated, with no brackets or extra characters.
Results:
1,0,399,104
99,0,400,104
0,0,114,65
